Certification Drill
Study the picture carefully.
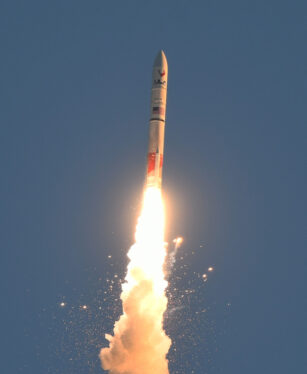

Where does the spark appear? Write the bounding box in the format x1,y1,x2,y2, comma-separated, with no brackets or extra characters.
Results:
173,236,183,245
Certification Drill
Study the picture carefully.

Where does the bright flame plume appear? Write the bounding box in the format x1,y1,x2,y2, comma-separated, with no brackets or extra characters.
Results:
100,187,171,374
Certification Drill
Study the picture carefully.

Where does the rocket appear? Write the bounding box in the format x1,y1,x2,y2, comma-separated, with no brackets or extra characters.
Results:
146,50,168,189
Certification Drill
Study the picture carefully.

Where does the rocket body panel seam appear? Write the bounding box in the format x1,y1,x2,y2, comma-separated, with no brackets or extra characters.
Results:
150,118,165,122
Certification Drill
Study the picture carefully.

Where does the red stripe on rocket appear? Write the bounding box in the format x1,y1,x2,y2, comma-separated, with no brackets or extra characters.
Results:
147,152,163,176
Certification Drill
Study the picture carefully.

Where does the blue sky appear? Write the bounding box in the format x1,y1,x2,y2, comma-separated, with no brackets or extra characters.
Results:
1,1,306,373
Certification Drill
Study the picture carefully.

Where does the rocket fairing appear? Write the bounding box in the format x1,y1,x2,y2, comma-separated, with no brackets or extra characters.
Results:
146,50,168,189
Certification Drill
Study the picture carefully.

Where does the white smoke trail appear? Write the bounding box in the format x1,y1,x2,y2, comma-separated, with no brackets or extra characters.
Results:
167,237,183,272
100,187,171,374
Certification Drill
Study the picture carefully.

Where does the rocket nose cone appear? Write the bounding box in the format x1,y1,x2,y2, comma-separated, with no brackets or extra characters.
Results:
154,50,167,68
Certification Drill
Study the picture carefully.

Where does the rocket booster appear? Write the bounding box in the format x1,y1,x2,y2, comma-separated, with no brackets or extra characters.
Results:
146,50,168,189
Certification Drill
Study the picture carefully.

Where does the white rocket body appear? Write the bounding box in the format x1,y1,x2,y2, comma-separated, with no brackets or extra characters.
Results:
146,50,168,189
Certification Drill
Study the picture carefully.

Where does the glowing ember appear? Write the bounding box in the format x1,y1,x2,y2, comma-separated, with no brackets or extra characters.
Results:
173,236,183,245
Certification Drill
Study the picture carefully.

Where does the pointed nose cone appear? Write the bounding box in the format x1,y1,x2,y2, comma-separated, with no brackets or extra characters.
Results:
154,50,168,70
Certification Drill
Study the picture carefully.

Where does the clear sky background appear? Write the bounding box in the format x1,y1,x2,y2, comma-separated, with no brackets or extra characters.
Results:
1,1,306,373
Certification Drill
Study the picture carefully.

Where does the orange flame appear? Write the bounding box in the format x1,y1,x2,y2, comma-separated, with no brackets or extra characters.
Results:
100,187,171,374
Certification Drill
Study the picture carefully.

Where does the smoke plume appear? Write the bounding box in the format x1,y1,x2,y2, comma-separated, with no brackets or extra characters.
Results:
100,188,171,374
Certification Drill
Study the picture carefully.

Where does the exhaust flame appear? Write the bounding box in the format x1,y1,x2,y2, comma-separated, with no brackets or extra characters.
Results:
100,187,171,374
